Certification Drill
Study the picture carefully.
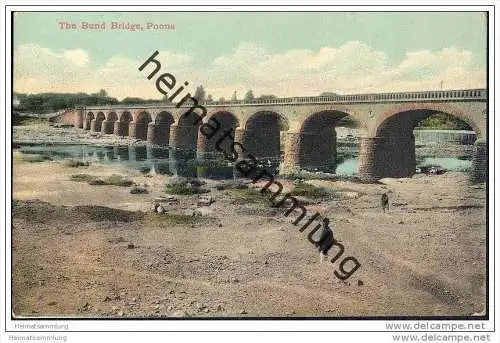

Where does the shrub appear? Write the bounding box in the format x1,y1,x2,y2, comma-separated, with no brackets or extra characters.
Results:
291,182,330,198
65,159,90,168
165,183,210,195
71,173,133,187
104,174,134,187
20,154,52,163
71,174,97,182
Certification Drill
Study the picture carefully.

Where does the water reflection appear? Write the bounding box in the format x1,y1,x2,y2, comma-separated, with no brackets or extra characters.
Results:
17,142,473,179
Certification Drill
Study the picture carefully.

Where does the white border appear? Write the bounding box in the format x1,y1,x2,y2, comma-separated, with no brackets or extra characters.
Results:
1,2,498,338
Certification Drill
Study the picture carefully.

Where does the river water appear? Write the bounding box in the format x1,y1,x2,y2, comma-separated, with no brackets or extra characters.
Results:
17,141,473,179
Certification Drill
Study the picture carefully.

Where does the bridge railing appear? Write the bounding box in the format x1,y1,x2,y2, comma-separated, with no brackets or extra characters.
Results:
81,88,487,111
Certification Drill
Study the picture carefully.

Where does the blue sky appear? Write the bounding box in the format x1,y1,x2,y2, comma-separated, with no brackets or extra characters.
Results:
13,11,487,99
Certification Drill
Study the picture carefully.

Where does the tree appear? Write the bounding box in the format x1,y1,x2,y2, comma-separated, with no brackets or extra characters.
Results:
161,94,174,105
206,94,213,102
218,97,226,103
231,91,237,102
319,92,338,97
244,90,255,102
98,89,108,97
258,94,277,101
193,85,206,101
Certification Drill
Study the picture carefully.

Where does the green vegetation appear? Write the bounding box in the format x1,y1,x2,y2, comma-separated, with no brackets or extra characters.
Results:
74,205,143,222
70,174,134,187
65,160,90,168
19,153,52,163
14,90,120,113
416,113,472,130
165,183,210,195
12,112,48,126
228,187,272,206
71,174,97,182
291,182,331,198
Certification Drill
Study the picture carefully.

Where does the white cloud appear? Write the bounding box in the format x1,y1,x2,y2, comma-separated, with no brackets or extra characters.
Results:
13,42,486,100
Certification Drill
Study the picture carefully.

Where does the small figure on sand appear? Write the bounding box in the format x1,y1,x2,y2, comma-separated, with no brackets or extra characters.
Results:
316,218,334,263
381,192,389,213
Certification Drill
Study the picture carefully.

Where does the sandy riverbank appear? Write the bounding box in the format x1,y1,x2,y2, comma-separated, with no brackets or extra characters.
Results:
11,149,487,318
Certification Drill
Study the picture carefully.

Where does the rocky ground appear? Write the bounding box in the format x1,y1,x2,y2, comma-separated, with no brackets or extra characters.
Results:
11,147,487,318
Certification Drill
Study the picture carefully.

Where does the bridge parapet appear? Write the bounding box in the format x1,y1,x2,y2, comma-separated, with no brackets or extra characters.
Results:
79,88,487,112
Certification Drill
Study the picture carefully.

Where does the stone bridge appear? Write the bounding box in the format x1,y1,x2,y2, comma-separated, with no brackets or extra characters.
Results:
72,88,488,182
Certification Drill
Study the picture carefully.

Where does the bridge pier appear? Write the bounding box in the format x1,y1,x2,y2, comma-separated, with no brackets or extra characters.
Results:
283,131,302,171
74,109,84,128
83,118,91,130
147,123,171,145
100,120,114,134
169,124,198,150
283,130,337,172
472,138,487,183
90,119,102,132
358,135,415,182
113,121,129,136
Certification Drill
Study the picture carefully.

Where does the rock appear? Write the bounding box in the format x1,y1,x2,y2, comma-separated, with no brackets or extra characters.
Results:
151,203,159,213
358,280,364,286
192,207,213,217
239,310,247,315
156,205,166,214
127,243,135,249
203,308,209,313
130,186,148,194
117,311,124,316
215,183,226,190
154,195,179,203
188,178,205,187
197,195,214,206
392,201,408,207
48,301,57,306
336,191,359,199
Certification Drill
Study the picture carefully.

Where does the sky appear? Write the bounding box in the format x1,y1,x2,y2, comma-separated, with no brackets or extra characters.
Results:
13,11,487,100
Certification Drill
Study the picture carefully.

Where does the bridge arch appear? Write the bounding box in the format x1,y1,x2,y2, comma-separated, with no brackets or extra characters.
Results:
197,110,240,156
113,111,133,136
242,110,289,159
372,103,482,139
359,103,484,181
147,111,174,145
106,112,118,122
130,111,152,140
169,110,202,150
294,110,359,171
100,111,118,134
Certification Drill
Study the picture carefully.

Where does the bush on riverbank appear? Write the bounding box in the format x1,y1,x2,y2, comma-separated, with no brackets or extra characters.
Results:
165,183,210,195
71,174,134,187
19,153,52,163
291,182,331,198
65,160,90,168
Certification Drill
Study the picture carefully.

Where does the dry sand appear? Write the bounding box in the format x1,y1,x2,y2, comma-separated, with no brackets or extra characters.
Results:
11,150,487,318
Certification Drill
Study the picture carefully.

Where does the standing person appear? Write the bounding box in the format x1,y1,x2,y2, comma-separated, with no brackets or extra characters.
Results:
381,192,389,213
316,218,334,263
